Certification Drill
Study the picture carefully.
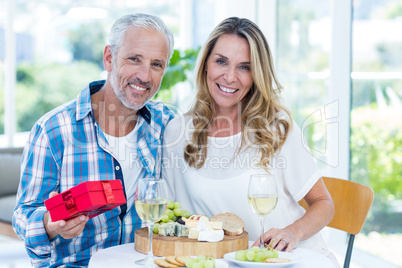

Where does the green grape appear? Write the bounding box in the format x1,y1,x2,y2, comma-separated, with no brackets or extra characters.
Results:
204,260,214,268
185,258,197,268
265,250,274,259
245,250,255,261
181,210,190,218
161,215,169,223
197,255,206,262
166,209,174,219
250,246,260,253
172,215,177,222
235,248,279,263
254,252,266,262
192,262,204,268
271,249,278,258
153,223,160,234
173,208,182,217
186,255,215,268
167,200,174,209
235,250,247,261
174,201,181,209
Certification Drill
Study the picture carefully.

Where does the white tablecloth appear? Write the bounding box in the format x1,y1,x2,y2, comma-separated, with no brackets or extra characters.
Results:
88,242,336,268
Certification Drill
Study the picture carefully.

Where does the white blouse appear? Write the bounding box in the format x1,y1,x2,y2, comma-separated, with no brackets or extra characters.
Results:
162,114,331,256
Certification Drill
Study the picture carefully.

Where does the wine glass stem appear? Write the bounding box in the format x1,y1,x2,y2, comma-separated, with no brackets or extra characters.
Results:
259,216,265,248
147,222,154,258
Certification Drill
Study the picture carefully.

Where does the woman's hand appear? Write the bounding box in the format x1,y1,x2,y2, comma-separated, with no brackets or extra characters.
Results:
43,192,89,240
252,227,301,252
252,178,334,252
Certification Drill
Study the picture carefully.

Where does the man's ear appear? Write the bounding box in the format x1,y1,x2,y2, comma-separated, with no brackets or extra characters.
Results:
103,45,113,72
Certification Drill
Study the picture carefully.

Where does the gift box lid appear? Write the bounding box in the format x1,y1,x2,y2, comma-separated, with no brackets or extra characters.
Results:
45,180,123,210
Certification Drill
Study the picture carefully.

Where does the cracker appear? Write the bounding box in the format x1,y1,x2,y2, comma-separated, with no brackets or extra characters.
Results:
166,256,183,266
154,258,179,267
175,256,194,266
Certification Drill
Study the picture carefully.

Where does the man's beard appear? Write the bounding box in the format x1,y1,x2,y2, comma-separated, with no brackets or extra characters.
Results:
110,67,155,111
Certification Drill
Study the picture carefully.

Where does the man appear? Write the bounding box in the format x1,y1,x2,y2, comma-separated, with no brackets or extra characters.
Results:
12,13,175,267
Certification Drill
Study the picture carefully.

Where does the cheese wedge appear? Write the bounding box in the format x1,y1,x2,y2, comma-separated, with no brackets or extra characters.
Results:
197,229,224,242
197,216,213,231
188,228,200,239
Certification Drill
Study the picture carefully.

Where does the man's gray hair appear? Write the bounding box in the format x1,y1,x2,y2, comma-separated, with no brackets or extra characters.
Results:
109,13,174,65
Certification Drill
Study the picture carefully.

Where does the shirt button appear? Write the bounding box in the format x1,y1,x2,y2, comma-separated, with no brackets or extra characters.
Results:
115,166,120,171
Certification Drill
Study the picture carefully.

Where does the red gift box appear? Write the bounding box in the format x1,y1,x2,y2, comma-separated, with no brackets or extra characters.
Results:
45,180,126,221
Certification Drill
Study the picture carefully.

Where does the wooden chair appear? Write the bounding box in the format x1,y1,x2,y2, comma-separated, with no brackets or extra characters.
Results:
299,176,374,268
0,221,19,239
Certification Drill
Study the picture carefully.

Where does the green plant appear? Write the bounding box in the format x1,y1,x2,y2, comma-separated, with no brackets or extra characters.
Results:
350,107,402,233
155,47,200,102
15,61,102,132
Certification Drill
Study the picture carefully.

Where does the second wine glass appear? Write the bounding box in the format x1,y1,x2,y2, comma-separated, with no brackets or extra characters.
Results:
135,177,168,266
248,174,278,248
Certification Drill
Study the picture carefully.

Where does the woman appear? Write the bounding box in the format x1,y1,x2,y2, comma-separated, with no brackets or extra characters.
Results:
163,17,337,265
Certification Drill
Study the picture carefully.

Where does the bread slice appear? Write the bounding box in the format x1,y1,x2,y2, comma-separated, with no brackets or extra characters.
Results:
210,212,245,236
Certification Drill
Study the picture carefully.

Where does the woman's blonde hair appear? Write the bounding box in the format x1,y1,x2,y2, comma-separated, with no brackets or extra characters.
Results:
184,17,292,171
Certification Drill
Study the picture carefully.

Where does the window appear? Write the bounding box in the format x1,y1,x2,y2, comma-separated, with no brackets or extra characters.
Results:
350,0,402,265
277,0,331,171
2,0,181,146
277,0,401,266
0,0,6,136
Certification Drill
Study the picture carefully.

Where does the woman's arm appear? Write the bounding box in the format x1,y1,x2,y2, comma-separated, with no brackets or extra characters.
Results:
252,178,334,252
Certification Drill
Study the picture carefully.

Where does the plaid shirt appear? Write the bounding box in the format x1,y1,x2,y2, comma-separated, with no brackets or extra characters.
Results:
12,80,174,267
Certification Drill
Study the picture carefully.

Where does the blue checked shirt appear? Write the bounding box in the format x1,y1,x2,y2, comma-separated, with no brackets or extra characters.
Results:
12,80,174,267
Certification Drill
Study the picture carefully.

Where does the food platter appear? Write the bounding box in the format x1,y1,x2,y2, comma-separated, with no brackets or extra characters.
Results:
223,251,302,267
135,227,249,258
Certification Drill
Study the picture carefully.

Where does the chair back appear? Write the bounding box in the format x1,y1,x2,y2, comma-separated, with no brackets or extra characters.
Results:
299,177,374,235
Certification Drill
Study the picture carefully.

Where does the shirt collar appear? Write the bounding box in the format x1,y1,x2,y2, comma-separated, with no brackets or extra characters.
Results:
76,80,151,124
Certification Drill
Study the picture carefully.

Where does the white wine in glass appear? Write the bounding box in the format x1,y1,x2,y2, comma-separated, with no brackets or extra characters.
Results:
248,174,278,248
135,178,168,266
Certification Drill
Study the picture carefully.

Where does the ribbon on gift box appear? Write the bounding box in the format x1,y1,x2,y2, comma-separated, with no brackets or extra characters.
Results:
101,181,115,205
62,190,78,216
61,181,116,218
85,181,117,217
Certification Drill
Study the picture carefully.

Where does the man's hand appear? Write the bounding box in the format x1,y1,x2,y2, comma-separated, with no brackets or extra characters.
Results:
43,192,89,240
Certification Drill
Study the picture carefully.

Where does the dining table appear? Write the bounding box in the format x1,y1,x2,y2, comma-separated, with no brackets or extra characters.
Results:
88,242,336,268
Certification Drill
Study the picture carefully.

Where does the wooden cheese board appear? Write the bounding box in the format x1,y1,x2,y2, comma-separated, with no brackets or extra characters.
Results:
134,227,248,258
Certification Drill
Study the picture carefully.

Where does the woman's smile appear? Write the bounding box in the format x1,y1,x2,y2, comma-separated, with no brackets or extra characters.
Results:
217,83,239,94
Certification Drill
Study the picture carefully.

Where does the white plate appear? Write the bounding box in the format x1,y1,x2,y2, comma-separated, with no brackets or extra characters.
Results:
223,251,302,267
215,259,229,268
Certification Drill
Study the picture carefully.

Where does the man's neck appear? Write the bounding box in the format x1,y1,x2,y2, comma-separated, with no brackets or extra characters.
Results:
92,85,138,137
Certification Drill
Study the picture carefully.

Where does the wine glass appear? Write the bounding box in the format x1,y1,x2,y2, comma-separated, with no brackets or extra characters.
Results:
248,174,278,248
134,177,168,266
